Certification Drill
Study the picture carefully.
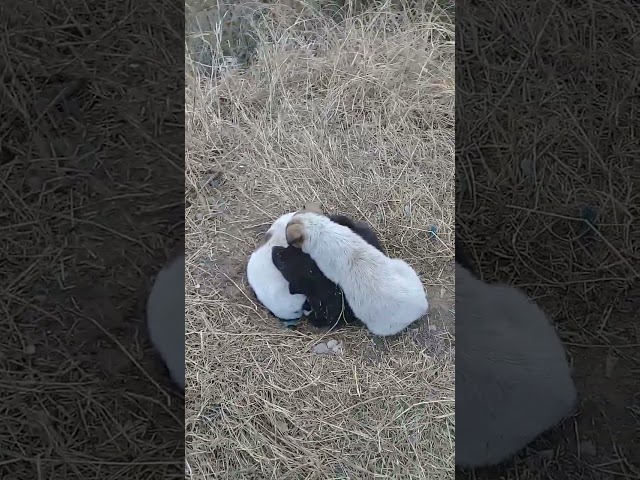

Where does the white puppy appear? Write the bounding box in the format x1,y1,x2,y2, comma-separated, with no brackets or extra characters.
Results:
455,263,577,467
147,253,185,390
247,212,307,320
285,212,428,336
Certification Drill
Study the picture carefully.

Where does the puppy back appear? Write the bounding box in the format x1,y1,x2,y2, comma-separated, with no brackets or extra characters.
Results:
329,214,386,254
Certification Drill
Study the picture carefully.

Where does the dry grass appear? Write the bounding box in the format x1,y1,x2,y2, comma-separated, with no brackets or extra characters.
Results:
457,1,640,478
185,3,455,479
0,1,184,479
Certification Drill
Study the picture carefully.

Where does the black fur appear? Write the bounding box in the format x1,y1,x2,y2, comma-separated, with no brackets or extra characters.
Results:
272,214,385,330
272,245,361,329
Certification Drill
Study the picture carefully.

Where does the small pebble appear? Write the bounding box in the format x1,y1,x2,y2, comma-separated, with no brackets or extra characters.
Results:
327,339,338,349
200,405,222,424
24,344,36,355
579,205,598,237
273,419,289,433
313,343,331,354
334,465,347,479
580,205,598,225
520,157,534,178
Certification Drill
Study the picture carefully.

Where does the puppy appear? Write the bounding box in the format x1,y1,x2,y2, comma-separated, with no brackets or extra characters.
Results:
455,262,577,467
272,244,362,329
246,202,330,321
146,253,185,390
284,212,428,336
247,212,307,320
272,211,386,330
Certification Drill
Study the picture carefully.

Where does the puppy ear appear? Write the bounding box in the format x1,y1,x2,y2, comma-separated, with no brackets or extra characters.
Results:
302,202,324,215
285,222,305,248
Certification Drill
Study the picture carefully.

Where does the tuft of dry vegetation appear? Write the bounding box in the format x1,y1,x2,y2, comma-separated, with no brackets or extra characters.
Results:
185,2,455,479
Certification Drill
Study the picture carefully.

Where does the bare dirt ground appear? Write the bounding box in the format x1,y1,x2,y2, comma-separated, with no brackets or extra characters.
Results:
185,2,455,478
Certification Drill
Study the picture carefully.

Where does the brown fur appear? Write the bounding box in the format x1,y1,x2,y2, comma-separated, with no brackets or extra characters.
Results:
285,221,305,248
285,202,322,247
301,202,324,215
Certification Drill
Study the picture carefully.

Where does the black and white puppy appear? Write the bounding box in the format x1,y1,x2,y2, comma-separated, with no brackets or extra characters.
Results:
272,212,385,330
147,253,185,391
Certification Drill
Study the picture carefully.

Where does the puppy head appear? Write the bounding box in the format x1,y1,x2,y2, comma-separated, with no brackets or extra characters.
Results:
301,202,324,215
271,245,318,294
286,211,327,249
271,245,287,271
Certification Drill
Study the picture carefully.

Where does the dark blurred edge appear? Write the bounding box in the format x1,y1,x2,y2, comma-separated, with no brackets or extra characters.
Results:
456,0,639,478
0,1,185,478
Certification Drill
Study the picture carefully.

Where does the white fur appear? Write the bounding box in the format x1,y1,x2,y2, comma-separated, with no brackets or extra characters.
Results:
247,212,307,320
146,254,185,390
455,263,577,467
291,212,428,336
